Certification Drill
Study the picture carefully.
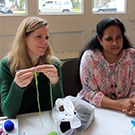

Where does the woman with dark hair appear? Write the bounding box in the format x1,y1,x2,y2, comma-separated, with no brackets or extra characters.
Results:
77,17,135,116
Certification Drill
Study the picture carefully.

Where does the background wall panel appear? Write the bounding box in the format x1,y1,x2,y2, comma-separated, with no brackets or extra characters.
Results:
0,0,135,60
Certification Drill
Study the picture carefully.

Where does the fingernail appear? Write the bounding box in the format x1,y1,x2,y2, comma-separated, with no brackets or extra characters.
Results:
122,109,125,112
15,70,21,72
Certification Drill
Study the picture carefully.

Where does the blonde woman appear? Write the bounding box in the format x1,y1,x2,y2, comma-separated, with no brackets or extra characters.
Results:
0,16,64,118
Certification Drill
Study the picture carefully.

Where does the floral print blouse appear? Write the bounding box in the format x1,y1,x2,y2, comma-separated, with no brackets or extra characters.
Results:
77,48,135,107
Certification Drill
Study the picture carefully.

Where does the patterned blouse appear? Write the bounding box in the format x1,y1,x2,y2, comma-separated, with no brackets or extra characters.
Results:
77,48,135,107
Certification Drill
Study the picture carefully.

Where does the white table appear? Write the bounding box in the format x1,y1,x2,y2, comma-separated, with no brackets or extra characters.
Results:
17,108,134,135
84,108,133,135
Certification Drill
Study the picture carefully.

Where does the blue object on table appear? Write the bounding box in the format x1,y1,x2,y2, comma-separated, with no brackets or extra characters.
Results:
131,118,135,126
4,120,14,132
131,118,135,135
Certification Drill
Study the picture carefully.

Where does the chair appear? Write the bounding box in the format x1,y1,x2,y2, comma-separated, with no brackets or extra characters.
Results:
61,59,82,97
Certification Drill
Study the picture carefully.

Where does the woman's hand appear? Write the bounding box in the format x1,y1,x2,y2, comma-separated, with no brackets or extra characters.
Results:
36,64,58,85
102,96,135,116
122,108,135,116
119,98,135,116
14,67,35,88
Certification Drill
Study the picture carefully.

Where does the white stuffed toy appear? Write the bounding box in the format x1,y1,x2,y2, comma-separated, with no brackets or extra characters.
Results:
52,96,95,135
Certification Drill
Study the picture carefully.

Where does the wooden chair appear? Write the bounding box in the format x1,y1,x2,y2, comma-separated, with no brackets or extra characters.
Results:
61,59,82,97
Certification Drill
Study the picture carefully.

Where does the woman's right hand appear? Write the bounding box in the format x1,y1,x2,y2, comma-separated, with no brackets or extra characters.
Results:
14,67,35,88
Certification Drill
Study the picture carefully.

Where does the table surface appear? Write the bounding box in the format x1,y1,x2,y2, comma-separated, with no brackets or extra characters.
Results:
15,108,134,135
0,117,18,135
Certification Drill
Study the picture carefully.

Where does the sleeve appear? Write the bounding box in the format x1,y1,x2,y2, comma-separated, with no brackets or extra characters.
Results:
52,58,64,103
129,51,135,97
0,59,25,118
77,51,104,107
130,72,135,97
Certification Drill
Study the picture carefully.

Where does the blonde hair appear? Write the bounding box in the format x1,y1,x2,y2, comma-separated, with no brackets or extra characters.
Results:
7,16,54,74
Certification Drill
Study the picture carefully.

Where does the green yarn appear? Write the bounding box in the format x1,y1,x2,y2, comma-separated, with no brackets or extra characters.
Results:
34,70,57,135
48,132,57,135
34,71,43,127
49,80,57,135
49,81,53,113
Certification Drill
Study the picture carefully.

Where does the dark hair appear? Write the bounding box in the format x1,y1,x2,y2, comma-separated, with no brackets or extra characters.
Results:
80,17,132,58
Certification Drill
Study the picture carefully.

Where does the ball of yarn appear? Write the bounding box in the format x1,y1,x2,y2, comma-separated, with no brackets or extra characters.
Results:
4,120,14,132
48,131,57,135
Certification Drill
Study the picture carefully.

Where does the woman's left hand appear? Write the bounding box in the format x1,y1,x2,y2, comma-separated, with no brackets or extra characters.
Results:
36,64,58,85
122,108,135,116
121,96,135,116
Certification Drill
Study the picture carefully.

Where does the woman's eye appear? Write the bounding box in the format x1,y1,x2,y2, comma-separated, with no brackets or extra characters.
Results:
36,35,42,38
45,36,49,40
116,36,122,40
105,37,112,41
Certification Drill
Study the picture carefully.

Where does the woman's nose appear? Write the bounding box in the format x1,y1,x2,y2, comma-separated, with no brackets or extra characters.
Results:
42,38,47,44
112,39,117,46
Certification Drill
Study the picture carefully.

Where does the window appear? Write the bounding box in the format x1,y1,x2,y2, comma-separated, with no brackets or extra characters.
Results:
92,0,126,13
43,1,53,6
64,1,70,5
0,0,26,14
38,0,82,14
55,1,62,6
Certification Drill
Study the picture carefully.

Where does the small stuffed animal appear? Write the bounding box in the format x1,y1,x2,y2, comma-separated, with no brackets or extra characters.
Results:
53,96,95,135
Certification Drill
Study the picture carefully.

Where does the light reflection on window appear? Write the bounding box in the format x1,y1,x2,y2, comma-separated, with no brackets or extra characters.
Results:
38,0,82,14
0,0,26,14
92,0,126,13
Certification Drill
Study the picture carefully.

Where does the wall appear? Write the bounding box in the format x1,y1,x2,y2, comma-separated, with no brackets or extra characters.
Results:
0,0,135,60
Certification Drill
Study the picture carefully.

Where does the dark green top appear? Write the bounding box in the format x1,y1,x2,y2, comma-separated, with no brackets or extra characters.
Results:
0,57,64,118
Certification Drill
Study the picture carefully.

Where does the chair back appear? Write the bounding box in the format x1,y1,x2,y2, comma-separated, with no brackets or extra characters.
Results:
62,59,82,97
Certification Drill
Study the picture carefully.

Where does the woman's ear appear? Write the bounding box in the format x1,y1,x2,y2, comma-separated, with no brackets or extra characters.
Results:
25,36,27,41
97,36,102,45
25,37,28,43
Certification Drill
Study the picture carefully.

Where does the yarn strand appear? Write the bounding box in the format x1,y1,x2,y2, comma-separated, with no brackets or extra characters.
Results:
49,81,53,111
34,71,44,127
48,81,57,135
34,70,57,135
49,81,53,132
